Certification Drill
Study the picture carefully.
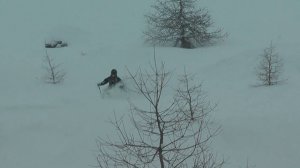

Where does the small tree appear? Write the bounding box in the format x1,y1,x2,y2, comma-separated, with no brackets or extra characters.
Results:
96,57,223,168
144,0,225,48
43,50,66,84
256,42,283,86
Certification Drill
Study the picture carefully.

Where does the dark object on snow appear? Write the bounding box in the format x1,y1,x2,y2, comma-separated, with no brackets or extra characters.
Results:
45,40,68,48
97,69,123,88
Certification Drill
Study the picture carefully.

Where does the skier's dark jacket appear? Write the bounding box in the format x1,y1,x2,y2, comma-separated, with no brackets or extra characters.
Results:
98,69,122,87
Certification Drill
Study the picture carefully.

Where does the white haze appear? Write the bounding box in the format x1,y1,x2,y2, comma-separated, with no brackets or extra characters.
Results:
0,0,299,168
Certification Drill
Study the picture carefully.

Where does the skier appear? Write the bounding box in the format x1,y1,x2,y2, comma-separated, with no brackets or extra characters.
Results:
97,69,123,88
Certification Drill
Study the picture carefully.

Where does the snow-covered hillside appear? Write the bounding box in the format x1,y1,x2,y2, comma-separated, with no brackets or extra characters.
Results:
0,0,299,168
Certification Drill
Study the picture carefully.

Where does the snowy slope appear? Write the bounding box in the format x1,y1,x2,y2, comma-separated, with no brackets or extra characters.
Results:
0,0,300,168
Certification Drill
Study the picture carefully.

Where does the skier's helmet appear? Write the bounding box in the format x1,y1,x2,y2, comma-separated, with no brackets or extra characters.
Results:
111,69,117,75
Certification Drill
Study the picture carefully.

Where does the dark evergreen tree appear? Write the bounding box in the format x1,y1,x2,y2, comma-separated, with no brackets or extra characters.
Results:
145,0,225,48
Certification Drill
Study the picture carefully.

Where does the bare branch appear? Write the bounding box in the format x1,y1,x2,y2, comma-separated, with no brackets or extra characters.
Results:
43,50,66,84
96,51,223,168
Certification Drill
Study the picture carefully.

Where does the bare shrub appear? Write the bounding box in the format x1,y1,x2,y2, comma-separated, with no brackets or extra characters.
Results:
256,42,283,86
